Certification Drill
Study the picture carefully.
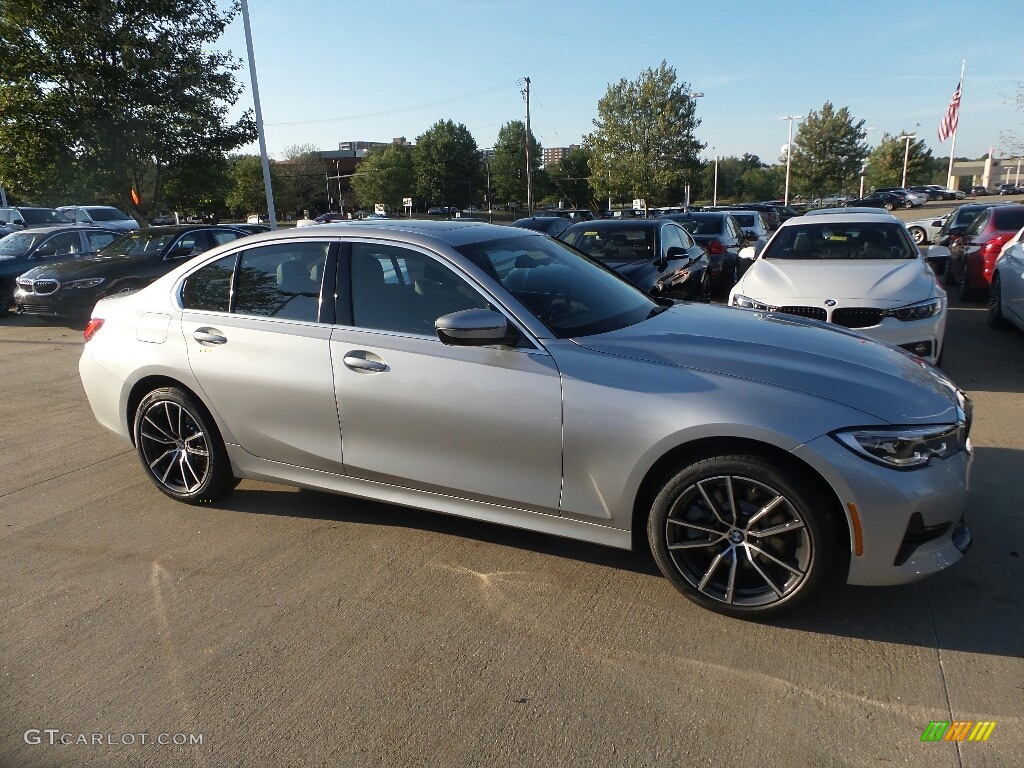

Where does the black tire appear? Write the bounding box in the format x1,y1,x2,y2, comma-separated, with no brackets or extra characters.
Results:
0,288,10,317
943,259,958,287
908,226,927,246
647,455,838,619
989,273,1010,329
133,386,236,504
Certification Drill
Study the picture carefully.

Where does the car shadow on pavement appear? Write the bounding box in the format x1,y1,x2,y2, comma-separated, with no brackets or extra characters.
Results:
940,301,1024,394
212,445,1023,658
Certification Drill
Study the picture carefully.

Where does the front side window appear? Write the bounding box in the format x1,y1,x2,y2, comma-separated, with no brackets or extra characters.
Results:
235,242,328,322
102,231,176,257
348,243,488,334
167,231,213,260
85,231,117,250
456,234,658,338
40,232,82,257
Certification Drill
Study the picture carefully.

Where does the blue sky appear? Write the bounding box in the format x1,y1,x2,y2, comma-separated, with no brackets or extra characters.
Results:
218,0,1024,165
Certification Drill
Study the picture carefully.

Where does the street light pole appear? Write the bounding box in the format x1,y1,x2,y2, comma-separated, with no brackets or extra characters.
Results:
781,115,803,206
898,134,917,189
712,149,719,206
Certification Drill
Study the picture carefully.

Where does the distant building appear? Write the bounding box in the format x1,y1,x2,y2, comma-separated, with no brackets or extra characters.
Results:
542,144,580,168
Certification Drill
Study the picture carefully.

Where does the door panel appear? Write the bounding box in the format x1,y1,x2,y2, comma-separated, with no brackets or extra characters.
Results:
330,328,562,512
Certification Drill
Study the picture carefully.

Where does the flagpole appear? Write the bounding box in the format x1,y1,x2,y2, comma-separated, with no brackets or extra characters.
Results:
946,58,966,189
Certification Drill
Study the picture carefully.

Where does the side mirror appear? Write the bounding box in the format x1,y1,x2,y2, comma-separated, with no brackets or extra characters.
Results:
34,245,58,258
738,246,757,260
436,309,515,346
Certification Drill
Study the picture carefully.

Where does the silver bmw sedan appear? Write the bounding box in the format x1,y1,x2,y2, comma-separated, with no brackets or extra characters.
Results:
79,220,973,619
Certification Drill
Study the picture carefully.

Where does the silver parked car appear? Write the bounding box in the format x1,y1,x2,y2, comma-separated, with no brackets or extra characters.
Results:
57,205,140,232
78,221,973,618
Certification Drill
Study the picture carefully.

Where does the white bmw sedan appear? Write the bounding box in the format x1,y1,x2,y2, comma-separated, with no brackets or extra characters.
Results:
729,211,949,364
80,220,972,619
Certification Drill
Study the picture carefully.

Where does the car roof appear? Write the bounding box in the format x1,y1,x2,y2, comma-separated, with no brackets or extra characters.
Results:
803,207,895,217
245,218,538,250
564,218,660,229
783,210,902,226
1,224,117,235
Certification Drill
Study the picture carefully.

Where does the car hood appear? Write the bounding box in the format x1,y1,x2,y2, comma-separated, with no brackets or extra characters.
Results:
736,258,937,303
572,303,961,425
19,254,150,281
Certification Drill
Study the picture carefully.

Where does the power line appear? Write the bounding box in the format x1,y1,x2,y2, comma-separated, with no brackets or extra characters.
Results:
267,80,524,127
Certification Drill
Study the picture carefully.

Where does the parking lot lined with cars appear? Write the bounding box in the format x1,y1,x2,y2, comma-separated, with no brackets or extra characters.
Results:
2,238,1022,765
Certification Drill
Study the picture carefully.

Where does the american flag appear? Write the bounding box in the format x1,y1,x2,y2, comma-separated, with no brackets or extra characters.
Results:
938,80,961,143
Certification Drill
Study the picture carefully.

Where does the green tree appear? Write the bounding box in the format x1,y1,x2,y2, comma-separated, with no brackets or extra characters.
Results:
162,154,230,217
351,143,415,212
226,155,278,219
544,147,595,209
490,120,542,206
790,103,869,198
0,0,255,221
865,132,935,189
277,143,326,217
412,120,484,208
739,165,784,201
584,61,704,207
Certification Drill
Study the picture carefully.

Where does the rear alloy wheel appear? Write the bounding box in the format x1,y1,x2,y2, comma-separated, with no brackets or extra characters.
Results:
134,387,236,504
648,455,837,618
883,202,894,211
908,226,927,245
989,273,1010,329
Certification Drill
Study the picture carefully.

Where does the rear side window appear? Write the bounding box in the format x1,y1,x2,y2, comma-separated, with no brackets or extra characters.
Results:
181,254,238,313
85,231,117,250
993,208,1024,232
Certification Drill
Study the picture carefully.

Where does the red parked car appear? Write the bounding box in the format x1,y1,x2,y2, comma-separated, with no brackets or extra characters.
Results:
947,204,1024,301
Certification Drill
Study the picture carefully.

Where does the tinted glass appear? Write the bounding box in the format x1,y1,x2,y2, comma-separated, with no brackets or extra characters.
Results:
456,234,658,338
668,214,724,236
167,231,213,260
42,232,83,256
562,226,655,263
103,231,176,257
349,243,488,335
762,221,916,260
86,208,131,222
991,208,1024,232
85,231,117,250
20,209,72,225
235,242,328,322
0,231,45,257
211,229,245,246
181,254,237,313
661,225,684,252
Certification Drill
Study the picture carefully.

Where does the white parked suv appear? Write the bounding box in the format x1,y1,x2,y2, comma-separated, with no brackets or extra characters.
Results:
729,211,950,364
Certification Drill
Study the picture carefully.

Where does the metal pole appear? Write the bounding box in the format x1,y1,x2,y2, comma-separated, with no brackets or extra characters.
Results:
240,0,277,230
782,116,797,206
899,134,916,189
524,77,533,216
713,152,719,206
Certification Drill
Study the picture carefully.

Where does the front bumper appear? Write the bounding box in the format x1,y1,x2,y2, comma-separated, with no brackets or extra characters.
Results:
14,287,99,318
794,433,972,586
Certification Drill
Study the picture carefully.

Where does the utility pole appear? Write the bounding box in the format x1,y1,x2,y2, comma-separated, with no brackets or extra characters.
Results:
523,77,533,216
898,133,917,189
240,0,277,229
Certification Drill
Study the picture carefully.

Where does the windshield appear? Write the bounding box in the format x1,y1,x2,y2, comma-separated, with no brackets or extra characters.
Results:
561,226,654,263
101,231,175,257
0,231,45,257
456,234,659,338
20,209,72,225
762,221,916,260
87,207,132,222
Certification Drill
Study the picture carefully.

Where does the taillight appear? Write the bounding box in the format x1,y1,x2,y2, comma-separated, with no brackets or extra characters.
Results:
83,318,104,342
982,234,1011,255
706,240,726,255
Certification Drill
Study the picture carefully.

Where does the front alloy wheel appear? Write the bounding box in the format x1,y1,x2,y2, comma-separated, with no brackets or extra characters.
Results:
134,387,236,503
648,456,836,618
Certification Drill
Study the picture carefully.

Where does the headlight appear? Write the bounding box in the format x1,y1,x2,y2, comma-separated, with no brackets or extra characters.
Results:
833,424,965,469
63,278,105,290
731,294,776,311
882,297,943,321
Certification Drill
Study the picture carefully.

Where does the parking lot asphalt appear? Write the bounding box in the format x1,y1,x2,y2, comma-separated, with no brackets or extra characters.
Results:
1,253,1022,767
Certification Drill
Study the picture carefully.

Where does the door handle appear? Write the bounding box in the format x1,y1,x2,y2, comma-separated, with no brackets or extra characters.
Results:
343,352,389,373
193,327,227,345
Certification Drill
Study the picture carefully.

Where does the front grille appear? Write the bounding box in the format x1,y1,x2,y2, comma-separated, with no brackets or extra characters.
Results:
833,307,884,328
21,279,60,295
776,305,827,321
17,303,59,316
